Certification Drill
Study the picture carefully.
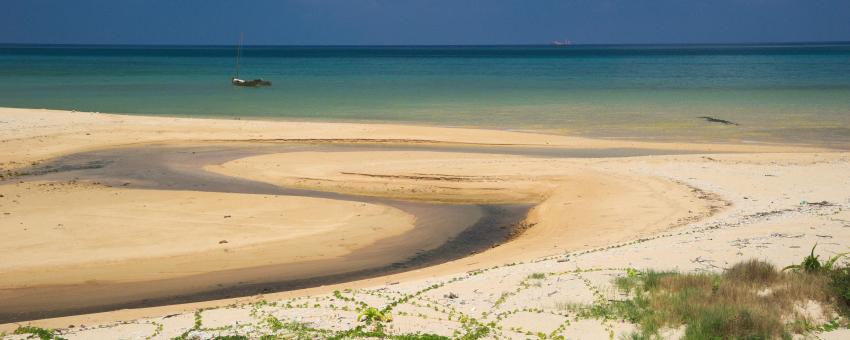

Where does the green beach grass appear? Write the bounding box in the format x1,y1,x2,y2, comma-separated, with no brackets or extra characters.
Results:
607,251,850,339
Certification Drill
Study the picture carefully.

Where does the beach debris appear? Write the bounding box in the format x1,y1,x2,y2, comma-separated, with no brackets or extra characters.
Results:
444,292,459,299
803,200,833,206
770,233,804,239
219,240,228,244
697,116,739,125
691,256,723,269
223,215,231,218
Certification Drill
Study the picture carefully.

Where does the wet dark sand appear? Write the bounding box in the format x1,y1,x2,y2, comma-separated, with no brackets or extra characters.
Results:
0,141,703,322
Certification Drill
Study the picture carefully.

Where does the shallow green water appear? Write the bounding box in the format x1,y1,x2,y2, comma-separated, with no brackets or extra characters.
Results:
1,44,849,147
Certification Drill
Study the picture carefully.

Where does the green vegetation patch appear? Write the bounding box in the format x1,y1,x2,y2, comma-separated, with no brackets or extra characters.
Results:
13,326,65,340
611,255,849,339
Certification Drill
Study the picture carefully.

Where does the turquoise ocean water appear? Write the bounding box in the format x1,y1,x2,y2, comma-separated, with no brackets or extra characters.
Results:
1,44,849,147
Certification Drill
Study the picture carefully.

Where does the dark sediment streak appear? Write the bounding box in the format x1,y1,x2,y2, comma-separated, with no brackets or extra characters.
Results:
0,142,700,323
1,142,524,323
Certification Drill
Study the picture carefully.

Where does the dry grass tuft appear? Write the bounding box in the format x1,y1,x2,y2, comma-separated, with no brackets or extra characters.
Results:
614,259,847,339
725,259,781,285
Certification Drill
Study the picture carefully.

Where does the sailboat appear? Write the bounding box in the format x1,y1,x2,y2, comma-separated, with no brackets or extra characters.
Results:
231,33,271,87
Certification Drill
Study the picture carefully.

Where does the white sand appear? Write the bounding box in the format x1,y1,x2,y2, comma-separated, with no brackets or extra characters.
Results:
0,108,848,339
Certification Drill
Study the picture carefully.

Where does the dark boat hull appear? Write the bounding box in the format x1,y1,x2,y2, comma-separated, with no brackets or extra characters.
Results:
232,79,271,87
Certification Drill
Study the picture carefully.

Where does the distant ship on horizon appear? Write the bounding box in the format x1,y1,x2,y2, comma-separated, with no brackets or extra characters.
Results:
551,39,573,46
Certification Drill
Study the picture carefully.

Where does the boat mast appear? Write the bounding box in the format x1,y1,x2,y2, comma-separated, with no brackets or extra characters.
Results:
235,32,243,79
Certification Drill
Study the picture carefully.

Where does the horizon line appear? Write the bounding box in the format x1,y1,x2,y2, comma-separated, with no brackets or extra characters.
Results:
2,40,850,48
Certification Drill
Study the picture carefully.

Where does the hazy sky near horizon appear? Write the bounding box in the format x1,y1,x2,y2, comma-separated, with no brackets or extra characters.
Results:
3,0,850,45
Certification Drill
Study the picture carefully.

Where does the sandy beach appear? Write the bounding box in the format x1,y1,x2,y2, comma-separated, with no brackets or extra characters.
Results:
1,107,848,338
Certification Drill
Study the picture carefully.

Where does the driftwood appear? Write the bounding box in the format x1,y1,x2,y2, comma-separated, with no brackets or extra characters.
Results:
698,116,739,126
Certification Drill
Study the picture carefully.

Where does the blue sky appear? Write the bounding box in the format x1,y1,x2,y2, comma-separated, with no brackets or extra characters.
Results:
2,0,849,45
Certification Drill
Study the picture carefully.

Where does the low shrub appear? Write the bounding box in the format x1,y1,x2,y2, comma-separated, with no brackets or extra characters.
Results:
614,253,848,339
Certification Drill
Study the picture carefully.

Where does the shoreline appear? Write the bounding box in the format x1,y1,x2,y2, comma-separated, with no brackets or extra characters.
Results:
3,98,850,150
0,107,838,172
0,107,844,333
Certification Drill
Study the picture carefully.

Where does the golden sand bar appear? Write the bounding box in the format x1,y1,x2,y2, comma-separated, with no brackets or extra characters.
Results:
0,107,841,328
